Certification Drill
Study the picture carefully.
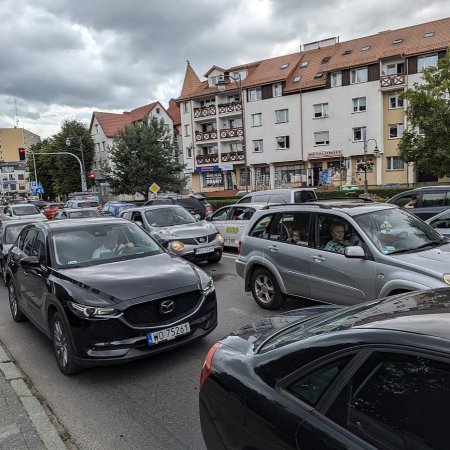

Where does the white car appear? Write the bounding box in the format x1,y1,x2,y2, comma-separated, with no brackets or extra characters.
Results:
426,209,450,237
1,204,47,221
207,203,271,248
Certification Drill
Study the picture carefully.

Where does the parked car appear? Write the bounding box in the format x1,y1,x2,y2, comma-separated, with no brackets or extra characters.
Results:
144,195,209,219
200,288,450,450
236,201,450,309
189,194,214,217
1,204,47,221
5,218,217,375
0,219,43,283
336,183,359,191
236,188,317,204
27,199,49,209
207,203,271,248
53,208,103,220
120,205,224,263
42,202,64,219
426,208,450,237
101,201,136,217
62,199,101,210
387,185,450,219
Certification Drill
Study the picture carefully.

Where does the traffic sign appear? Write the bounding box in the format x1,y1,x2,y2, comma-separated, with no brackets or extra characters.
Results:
149,183,160,194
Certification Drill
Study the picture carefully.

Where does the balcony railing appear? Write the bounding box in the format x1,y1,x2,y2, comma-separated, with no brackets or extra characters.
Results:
219,127,244,139
195,130,218,142
217,102,242,114
221,152,245,162
380,74,406,89
193,106,216,118
196,154,219,164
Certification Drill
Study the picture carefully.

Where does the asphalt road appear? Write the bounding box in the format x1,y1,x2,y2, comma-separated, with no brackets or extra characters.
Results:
0,251,306,450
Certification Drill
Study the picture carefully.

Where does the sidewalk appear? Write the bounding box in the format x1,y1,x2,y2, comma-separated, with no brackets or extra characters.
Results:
0,343,68,450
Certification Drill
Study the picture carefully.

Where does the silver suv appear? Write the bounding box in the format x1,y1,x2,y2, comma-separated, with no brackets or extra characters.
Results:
236,201,450,309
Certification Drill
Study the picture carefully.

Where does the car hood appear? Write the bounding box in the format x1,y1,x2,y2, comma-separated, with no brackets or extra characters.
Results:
224,306,338,353
152,221,216,238
53,253,202,303
391,242,450,272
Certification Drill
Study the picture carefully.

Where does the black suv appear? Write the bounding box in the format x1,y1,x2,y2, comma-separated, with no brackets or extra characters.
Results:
144,195,208,219
387,185,450,219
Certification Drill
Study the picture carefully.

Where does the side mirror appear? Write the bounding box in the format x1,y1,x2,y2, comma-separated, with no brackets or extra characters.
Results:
135,220,143,228
344,246,365,259
20,255,40,267
194,214,201,221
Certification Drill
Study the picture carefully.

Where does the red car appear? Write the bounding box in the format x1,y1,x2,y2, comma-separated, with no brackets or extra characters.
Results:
42,202,64,219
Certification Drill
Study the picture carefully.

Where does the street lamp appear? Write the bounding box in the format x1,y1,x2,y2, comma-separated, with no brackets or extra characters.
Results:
66,137,87,191
362,129,380,194
216,72,249,192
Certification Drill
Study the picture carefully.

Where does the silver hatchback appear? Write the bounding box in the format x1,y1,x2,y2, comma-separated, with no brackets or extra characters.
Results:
236,202,450,309
120,205,224,263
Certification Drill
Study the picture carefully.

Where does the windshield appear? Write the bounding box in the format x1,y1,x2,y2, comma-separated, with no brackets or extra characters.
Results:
144,207,196,227
67,210,101,218
12,205,40,215
5,224,29,244
51,222,163,267
354,208,446,254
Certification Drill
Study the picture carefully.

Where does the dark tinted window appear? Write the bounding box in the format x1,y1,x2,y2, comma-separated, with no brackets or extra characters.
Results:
269,212,312,245
327,352,450,449
32,231,47,264
421,192,447,207
178,198,202,211
294,190,317,203
23,230,37,256
248,214,276,239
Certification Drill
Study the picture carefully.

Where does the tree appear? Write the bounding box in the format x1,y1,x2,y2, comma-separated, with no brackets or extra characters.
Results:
101,116,185,200
398,49,450,177
26,120,95,198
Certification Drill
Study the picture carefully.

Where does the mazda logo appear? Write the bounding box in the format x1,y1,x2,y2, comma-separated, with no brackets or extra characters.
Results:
159,300,175,314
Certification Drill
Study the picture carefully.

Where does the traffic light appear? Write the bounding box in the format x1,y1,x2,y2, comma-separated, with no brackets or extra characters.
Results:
18,148,26,161
89,173,96,180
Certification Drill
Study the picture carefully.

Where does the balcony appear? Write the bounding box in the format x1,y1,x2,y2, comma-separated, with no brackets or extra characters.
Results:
217,102,242,114
195,130,218,142
380,74,406,90
221,152,245,162
196,154,219,164
219,127,244,139
193,106,216,118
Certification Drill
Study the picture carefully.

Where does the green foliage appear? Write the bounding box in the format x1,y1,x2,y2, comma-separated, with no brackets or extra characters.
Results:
101,116,185,200
398,50,450,177
27,120,95,198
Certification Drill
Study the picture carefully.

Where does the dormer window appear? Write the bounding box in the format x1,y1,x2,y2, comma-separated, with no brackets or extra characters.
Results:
300,61,309,68
314,72,324,79
342,50,352,56
423,31,435,38
361,45,371,52
392,38,403,45
293,75,302,83
280,63,290,69
210,75,222,87
321,56,331,64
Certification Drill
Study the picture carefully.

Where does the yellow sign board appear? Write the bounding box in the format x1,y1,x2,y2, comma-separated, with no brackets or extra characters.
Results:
149,183,160,194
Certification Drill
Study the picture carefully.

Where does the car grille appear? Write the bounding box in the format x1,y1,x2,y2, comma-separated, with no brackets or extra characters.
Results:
177,233,217,246
123,290,203,327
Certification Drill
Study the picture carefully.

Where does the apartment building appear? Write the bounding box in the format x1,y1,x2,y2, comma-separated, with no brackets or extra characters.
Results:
177,17,450,192
89,101,177,199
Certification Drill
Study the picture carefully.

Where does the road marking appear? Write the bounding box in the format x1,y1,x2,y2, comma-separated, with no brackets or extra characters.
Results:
222,253,237,260
229,307,261,319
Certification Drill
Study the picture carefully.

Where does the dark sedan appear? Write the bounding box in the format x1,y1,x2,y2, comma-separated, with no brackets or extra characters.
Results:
200,289,450,449
5,218,217,375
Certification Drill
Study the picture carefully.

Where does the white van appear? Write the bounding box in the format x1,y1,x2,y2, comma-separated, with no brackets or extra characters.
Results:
236,188,317,204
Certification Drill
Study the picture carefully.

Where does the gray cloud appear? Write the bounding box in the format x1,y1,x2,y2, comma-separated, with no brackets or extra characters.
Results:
1,0,450,137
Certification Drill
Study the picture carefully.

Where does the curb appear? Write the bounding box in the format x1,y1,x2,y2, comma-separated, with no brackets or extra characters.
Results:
0,344,68,449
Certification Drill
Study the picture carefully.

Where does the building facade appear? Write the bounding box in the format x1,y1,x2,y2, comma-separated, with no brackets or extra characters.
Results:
177,17,450,192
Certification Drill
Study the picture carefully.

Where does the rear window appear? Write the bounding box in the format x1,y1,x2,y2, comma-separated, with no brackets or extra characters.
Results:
178,198,202,210
294,191,317,203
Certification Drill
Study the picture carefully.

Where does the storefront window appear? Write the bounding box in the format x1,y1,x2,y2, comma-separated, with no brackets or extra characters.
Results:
253,167,270,189
274,164,306,187
203,172,223,187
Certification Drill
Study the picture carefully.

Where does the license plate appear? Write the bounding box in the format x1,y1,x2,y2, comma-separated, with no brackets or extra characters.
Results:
195,246,214,255
224,238,236,244
147,322,191,345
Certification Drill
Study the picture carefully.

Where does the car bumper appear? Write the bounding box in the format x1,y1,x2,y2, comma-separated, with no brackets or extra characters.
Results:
67,291,218,367
235,259,246,279
171,242,223,262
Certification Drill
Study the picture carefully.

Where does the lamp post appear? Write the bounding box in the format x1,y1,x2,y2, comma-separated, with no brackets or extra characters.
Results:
216,73,249,192
66,137,87,191
362,129,380,194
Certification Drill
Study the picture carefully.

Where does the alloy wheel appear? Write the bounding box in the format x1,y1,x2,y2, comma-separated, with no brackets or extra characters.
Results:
53,320,69,369
254,274,274,304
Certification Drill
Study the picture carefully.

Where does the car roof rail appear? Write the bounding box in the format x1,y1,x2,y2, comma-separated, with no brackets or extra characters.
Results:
262,203,332,210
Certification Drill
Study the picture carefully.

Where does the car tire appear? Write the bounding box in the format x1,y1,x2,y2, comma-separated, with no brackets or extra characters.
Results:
251,268,285,310
8,281,27,322
51,312,83,376
207,251,222,264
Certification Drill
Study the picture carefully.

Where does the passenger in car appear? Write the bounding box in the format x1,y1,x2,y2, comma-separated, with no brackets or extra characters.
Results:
324,222,352,254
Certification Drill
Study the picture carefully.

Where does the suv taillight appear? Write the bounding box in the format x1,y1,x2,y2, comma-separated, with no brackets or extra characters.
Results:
200,343,220,389
238,239,242,254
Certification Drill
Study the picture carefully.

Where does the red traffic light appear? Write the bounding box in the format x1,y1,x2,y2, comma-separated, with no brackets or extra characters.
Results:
88,173,96,180
18,148,26,161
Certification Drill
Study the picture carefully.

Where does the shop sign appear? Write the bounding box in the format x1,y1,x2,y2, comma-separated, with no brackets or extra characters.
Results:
194,165,221,173
221,164,233,171
308,150,343,160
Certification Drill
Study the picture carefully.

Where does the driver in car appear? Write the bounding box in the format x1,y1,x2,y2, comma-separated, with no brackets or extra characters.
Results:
92,229,134,258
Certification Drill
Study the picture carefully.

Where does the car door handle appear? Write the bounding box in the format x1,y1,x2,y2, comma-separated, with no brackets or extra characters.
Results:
267,245,279,252
313,255,326,262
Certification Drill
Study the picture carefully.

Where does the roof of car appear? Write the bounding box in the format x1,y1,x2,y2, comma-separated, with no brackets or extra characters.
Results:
59,208,101,212
34,217,126,230
410,185,450,191
121,204,185,213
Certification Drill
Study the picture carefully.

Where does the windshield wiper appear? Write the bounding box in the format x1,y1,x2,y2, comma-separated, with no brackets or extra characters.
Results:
415,240,446,250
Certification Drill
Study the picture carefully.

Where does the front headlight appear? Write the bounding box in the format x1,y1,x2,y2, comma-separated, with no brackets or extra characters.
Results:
443,274,450,286
170,241,185,251
216,234,224,243
67,301,121,319
202,277,215,296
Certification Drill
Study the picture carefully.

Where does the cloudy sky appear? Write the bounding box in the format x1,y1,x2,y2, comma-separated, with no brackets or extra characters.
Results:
2,0,450,139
